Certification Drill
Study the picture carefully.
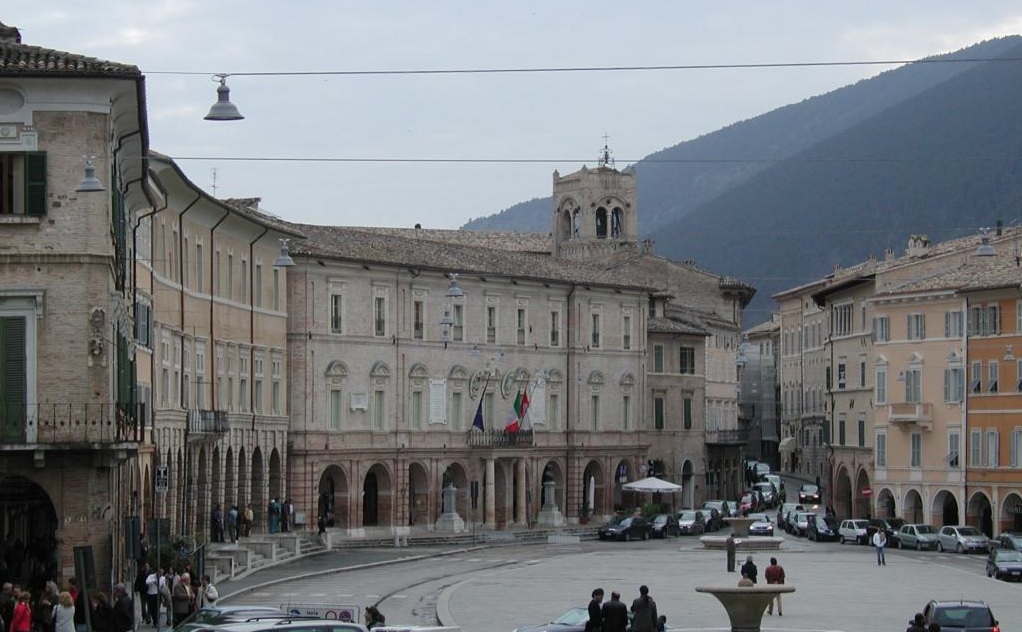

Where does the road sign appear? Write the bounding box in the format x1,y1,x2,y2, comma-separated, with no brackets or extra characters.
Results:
861,487,873,497
156,465,169,493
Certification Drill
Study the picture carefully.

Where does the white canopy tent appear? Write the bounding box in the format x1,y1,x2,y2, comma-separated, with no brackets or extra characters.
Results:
622,476,682,493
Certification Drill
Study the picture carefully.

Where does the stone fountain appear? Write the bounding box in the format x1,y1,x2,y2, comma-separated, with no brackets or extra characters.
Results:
695,584,796,632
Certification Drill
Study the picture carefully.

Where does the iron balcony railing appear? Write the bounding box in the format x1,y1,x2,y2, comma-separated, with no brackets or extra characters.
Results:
187,409,230,436
704,428,750,445
0,402,140,445
466,429,535,448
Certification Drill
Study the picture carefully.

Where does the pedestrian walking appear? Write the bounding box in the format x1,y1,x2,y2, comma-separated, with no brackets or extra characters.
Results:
740,555,758,584
144,567,160,627
243,504,254,537
53,592,75,632
629,585,658,632
110,584,133,632
584,588,604,632
90,592,113,632
601,591,628,632
211,504,225,543
764,556,785,616
906,613,927,632
227,505,240,543
283,499,295,533
134,562,150,624
364,606,385,630
726,533,736,572
159,569,173,627
872,529,887,565
197,576,218,609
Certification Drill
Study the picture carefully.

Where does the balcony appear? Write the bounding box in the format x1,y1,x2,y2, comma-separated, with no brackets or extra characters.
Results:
0,402,140,446
705,428,750,446
187,409,230,438
466,429,534,449
887,403,933,429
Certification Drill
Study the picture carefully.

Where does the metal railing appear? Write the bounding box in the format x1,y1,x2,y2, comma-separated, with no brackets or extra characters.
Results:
0,402,140,445
187,409,230,435
466,428,535,448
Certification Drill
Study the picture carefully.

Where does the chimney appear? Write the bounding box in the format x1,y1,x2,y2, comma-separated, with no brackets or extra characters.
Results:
884,248,895,261
997,220,1003,236
906,234,931,257
0,21,22,44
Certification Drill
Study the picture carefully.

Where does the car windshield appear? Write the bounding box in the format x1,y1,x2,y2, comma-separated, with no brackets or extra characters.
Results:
887,519,905,528
957,526,983,536
1006,534,1022,546
551,608,589,626
997,550,1022,562
748,514,769,522
679,511,697,521
616,517,633,526
932,606,993,628
915,525,937,534
816,516,837,527
653,515,668,525
851,520,868,528
801,485,819,493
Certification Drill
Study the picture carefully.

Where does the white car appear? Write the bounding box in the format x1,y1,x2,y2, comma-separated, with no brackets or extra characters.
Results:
839,519,869,545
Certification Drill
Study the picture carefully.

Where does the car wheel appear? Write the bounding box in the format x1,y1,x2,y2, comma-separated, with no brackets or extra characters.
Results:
956,543,964,554
840,535,846,544
987,568,994,578
937,541,944,552
642,530,649,541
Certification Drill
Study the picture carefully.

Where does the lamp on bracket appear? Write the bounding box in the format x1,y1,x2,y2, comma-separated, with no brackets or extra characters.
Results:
76,156,105,192
439,273,464,345
205,74,245,121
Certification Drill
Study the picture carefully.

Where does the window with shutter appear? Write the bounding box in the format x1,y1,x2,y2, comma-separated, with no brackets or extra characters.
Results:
0,316,27,441
0,152,46,216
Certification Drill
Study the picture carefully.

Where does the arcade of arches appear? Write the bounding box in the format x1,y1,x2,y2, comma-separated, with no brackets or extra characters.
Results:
871,486,1022,536
303,454,679,531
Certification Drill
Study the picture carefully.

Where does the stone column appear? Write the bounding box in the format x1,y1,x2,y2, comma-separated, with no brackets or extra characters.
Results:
515,458,527,526
484,458,496,529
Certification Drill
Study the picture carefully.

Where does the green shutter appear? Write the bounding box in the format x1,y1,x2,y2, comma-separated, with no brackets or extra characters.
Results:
24,152,47,216
0,316,26,441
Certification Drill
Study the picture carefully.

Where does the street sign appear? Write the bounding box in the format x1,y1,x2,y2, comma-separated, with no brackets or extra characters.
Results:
861,487,873,497
156,465,169,493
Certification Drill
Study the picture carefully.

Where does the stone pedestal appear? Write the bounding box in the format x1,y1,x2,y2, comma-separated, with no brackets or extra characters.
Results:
435,485,466,533
723,517,758,537
537,480,565,527
695,585,796,632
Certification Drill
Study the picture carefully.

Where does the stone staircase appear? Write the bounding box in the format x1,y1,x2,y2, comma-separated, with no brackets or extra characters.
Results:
205,525,599,585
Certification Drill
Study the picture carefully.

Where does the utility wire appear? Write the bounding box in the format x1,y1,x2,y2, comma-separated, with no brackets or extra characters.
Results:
168,155,1022,165
145,55,1022,77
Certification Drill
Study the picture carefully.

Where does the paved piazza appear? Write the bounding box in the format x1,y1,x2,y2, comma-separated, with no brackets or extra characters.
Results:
438,538,1022,632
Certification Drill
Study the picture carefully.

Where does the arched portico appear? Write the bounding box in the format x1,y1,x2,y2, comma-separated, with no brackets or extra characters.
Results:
362,463,393,528
613,459,635,510
1001,491,1022,532
582,460,605,521
408,462,431,526
0,475,59,583
931,489,959,526
904,489,924,523
876,487,896,518
834,465,852,519
854,469,871,519
318,464,349,528
967,491,993,536
540,460,565,514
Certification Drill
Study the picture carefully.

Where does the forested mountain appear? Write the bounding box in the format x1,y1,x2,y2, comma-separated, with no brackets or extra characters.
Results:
462,37,1022,323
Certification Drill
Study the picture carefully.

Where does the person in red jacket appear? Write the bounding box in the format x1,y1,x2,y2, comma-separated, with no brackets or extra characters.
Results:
765,556,786,616
11,593,31,632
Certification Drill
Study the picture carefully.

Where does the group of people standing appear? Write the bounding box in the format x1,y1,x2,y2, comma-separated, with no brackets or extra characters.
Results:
134,562,219,628
211,504,255,543
266,499,295,534
0,578,133,632
584,585,665,632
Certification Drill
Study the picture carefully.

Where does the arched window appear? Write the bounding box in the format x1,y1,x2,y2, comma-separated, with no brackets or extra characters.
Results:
595,207,608,238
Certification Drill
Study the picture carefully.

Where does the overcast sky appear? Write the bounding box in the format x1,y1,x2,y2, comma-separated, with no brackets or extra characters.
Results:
7,2,1022,229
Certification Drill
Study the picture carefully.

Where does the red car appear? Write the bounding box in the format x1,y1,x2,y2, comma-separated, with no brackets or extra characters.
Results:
739,493,757,514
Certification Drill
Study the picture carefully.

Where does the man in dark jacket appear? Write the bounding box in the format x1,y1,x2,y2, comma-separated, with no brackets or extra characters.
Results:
111,584,133,632
584,588,604,632
629,585,658,632
740,555,758,584
601,591,629,632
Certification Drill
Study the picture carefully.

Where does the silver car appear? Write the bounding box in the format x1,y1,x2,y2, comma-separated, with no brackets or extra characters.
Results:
937,525,991,554
897,523,939,550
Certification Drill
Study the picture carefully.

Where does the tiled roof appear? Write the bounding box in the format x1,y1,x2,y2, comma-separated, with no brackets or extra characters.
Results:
351,226,553,254
214,197,305,238
876,256,1022,296
745,317,779,336
291,223,659,291
0,30,140,78
649,315,708,336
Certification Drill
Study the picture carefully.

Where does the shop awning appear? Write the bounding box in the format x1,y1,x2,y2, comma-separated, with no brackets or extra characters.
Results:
778,436,797,452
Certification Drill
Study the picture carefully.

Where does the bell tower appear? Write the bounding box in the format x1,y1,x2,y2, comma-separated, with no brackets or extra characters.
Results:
552,142,638,262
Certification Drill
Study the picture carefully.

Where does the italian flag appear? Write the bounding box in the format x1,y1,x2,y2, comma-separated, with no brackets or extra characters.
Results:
505,390,523,433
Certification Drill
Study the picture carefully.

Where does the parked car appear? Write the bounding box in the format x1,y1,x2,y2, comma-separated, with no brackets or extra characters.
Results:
776,503,804,530
598,515,651,541
513,606,589,632
761,474,785,502
650,513,679,538
807,515,840,542
173,606,292,632
701,500,728,531
922,599,999,632
997,532,1022,551
867,517,906,544
897,524,940,551
838,519,870,545
676,510,707,535
937,525,991,554
797,484,821,504
755,462,771,477
747,512,774,536
203,620,367,632
752,482,776,508
738,493,758,514
791,512,813,537
986,547,1022,581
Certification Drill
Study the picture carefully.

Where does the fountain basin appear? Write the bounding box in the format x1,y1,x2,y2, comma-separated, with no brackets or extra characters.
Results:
722,516,758,537
698,535,784,551
695,585,796,632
